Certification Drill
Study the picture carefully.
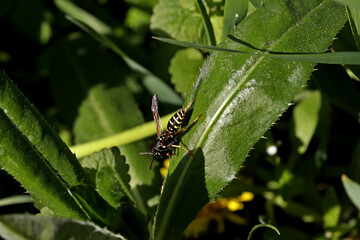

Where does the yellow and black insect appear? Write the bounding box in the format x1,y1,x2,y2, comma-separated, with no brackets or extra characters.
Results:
139,94,201,170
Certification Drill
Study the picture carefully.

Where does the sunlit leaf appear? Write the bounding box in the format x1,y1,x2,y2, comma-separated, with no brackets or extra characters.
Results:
322,186,341,228
342,174,360,210
0,214,125,240
0,71,87,220
153,0,347,239
292,91,321,154
81,148,134,208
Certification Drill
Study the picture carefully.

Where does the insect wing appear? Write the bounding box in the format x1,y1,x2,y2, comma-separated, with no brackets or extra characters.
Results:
151,94,163,137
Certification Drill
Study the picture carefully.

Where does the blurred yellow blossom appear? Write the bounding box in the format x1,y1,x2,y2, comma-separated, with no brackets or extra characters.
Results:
183,191,254,238
160,158,170,178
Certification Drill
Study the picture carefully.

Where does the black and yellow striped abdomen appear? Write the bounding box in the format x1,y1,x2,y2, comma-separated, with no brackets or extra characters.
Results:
167,110,185,133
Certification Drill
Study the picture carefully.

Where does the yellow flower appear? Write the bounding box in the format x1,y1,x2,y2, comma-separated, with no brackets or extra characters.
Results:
183,191,254,238
160,158,170,178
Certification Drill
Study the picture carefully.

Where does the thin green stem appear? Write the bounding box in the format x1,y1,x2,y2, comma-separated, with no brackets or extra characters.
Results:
69,113,175,158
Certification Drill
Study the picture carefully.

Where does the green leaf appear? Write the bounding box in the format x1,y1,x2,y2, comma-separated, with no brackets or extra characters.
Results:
0,71,86,186
292,90,322,154
80,148,134,208
322,186,341,228
69,185,121,230
150,0,208,44
49,36,162,215
54,0,182,105
247,223,280,240
223,0,248,38
0,71,87,220
0,214,125,240
153,0,346,239
169,48,204,98
0,195,32,207
250,0,263,8
70,184,146,239
342,174,360,210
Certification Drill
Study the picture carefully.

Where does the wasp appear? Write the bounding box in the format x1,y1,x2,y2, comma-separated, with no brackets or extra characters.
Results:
139,94,201,170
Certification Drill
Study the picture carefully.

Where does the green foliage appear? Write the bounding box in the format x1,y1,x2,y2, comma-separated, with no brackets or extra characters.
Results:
0,214,126,240
223,0,248,38
169,48,204,97
292,91,321,154
153,0,347,239
342,175,360,210
247,224,280,240
0,0,360,239
151,0,222,44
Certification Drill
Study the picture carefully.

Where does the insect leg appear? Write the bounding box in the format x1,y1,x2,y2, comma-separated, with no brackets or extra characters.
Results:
174,114,202,136
170,144,193,156
183,99,195,112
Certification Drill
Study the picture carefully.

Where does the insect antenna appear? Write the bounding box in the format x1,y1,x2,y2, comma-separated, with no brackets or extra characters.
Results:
139,152,156,170
139,152,153,155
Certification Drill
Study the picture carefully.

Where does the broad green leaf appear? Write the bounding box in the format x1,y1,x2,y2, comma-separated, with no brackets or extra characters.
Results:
0,71,86,186
250,0,264,8
70,185,146,240
69,185,122,231
54,0,182,105
0,214,125,240
150,0,208,44
153,0,346,239
322,186,341,228
292,91,321,154
49,36,162,215
0,195,32,207
342,174,360,210
247,223,280,240
223,0,248,38
313,64,360,122
0,72,87,220
80,148,134,208
169,48,204,97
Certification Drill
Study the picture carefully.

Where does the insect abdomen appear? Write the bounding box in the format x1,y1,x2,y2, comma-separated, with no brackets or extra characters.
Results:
167,110,185,133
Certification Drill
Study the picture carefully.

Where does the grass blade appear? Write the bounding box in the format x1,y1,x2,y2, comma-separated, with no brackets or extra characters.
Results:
223,0,248,38
196,0,216,46
153,36,360,65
